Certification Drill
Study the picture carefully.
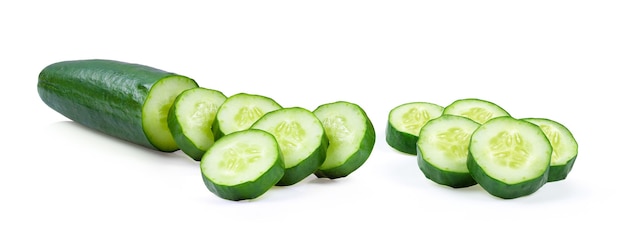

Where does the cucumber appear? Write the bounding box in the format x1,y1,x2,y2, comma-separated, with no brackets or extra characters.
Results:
200,129,284,201
416,115,480,188
38,59,199,151
467,116,552,199
168,88,227,161
313,101,375,179
251,107,327,186
443,98,510,124
386,102,444,155
213,93,282,140
522,118,578,182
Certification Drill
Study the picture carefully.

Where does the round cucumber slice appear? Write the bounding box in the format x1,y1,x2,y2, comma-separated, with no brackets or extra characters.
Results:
468,116,552,199
251,107,327,186
168,88,227,161
417,115,480,188
200,129,284,201
443,98,510,124
386,102,444,155
522,118,578,182
213,93,282,140
313,101,375,179
142,76,200,152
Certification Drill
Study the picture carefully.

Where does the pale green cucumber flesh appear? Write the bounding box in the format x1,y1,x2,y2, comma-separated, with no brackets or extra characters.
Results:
417,115,480,188
443,98,510,124
521,118,578,182
251,107,327,186
468,116,552,199
200,129,284,201
168,88,227,160
313,101,375,179
386,102,444,155
213,93,282,140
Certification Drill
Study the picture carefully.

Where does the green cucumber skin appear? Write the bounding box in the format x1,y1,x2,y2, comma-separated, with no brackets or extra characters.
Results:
277,134,328,186
202,155,284,201
38,59,197,151
314,112,376,179
467,152,548,199
416,147,477,188
385,121,419,155
548,156,577,182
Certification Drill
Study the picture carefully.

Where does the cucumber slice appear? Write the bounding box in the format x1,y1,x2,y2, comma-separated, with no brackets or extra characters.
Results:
168,88,227,161
313,101,375,179
200,129,284,201
251,107,327,186
386,102,444,155
38,59,198,152
443,98,510,124
417,115,480,188
522,118,578,182
468,116,552,199
213,93,282,140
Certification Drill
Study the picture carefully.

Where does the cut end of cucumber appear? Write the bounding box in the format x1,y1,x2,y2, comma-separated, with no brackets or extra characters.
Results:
142,75,199,152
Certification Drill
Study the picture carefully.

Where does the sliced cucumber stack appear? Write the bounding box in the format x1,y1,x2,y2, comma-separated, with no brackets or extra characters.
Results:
468,116,552,199
251,107,328,186
386,102,444,155
417,115,480,188
522,118,578,182
313,101,375,179
443,98,510,124
200,129,284,201
213,93,282,140
168,88,227,161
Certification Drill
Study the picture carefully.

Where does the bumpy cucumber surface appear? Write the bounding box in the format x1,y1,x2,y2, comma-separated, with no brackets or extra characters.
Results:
200,129,284,201
213,93,282,140
522,118,578,182
251,107,327,186
468,116,552,199
313,101,375,179
38,59,198,151
386,102,444,155
168,88,227,160
443,98,510,124
417,115,480,188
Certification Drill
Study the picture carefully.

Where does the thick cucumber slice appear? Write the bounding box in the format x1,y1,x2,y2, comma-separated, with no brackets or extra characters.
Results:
468,116,552,199
417,115,480,188
443,98,510,124
522,118,578,182
200,129,284,201
38,59,198,152
168,88,227,161
313,101,375,179
213,93,282,140
251,107,327,186
386,102,444,155
143,78,202,151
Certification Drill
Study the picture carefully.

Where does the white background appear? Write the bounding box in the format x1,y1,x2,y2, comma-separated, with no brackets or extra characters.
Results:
2,1,624,235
